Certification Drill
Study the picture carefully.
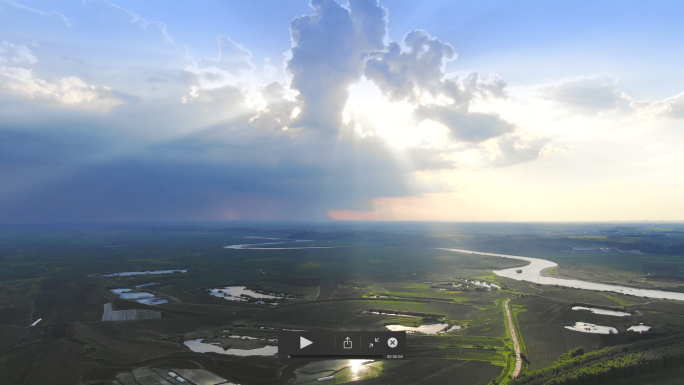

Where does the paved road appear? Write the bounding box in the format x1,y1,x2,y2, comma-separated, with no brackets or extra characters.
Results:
504,298,522,378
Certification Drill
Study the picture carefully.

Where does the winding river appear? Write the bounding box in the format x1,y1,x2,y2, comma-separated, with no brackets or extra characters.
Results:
441,248,684,302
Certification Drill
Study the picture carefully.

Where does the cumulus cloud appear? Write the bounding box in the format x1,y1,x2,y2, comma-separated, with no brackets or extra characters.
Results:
180,34,259,107
365,31,507,105
0,43,125,111
483,133,549,168
365,30,456,102
362,30,512,144
248,81,300,134
544,75,625,115
180,84,244,108
630,91,684,120
262,58,277,79
0,0,563,222
287,0,387,131
414,105,515,143
0,68,125,111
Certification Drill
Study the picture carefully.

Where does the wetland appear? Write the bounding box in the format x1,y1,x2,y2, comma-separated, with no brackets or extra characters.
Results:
2,222,684,385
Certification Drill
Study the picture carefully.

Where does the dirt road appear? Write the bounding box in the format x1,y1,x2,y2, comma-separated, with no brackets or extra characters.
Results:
504,298,522,378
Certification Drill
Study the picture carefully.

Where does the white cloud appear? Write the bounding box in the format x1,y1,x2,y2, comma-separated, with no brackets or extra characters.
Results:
361,30,512,146
199,35,256,76
0,41,37,65
262,58,277,79
414,105,515,143
100,0,187,54
0,67,124,111
286,0,388,130
3,0,71,27
630,91,684,120
181,34,260,109
365,31,507,105
543,75,625,115
0,43,124,111
484,133,549,168
248,81,300,134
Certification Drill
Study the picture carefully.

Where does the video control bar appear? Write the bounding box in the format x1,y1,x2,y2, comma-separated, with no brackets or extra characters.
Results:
278,331,406,359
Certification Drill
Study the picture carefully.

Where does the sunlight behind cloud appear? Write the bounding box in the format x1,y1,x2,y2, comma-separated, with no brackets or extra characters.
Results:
1,0,683,222
345,78,450,148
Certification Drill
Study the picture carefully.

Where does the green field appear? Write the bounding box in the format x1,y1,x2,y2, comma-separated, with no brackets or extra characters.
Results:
0,222,683,384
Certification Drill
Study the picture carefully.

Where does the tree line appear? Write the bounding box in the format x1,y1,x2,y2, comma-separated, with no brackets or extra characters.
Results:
510,333,684,385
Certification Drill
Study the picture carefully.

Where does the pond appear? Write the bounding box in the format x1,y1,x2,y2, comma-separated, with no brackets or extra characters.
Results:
565,322,617,334
571,306,631,317
628,324,652,333
135,282,158,288
386,323,448,334
100,269,187,277
444,325,462,332
363,310,420,318
183,338,277,356
207,286,283,303
110,289,167,305
294,359,375,384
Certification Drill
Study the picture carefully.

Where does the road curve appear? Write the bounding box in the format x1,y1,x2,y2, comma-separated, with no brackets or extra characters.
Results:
504,298,522,378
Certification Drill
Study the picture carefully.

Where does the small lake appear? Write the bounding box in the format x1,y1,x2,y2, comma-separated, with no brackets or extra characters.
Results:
100,269,187,277
386,323,448,334
565,322,617,334
207,286,283,303
184,338,277,356
135,282,158,288
136,297,168,305
572,306,631,317
628,324,652,333
444,325,462,332
440,249,684,301
110,289,167,305
364,311,420,318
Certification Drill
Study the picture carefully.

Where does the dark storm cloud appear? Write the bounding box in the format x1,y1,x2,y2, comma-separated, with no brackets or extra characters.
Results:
0,116,411,222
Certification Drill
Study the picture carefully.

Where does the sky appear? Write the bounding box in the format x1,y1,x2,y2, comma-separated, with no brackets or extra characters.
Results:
1,0,683,223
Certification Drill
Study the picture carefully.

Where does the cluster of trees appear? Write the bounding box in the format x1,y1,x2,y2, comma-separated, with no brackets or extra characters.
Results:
511,334,684,385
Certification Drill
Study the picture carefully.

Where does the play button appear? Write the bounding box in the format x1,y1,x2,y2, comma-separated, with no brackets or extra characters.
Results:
300,336,313,349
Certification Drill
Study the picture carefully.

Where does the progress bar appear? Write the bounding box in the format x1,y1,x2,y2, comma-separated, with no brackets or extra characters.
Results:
290,355,384,359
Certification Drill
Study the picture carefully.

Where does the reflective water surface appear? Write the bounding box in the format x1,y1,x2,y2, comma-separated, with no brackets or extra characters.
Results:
183,339,277,356
441,249,684,301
